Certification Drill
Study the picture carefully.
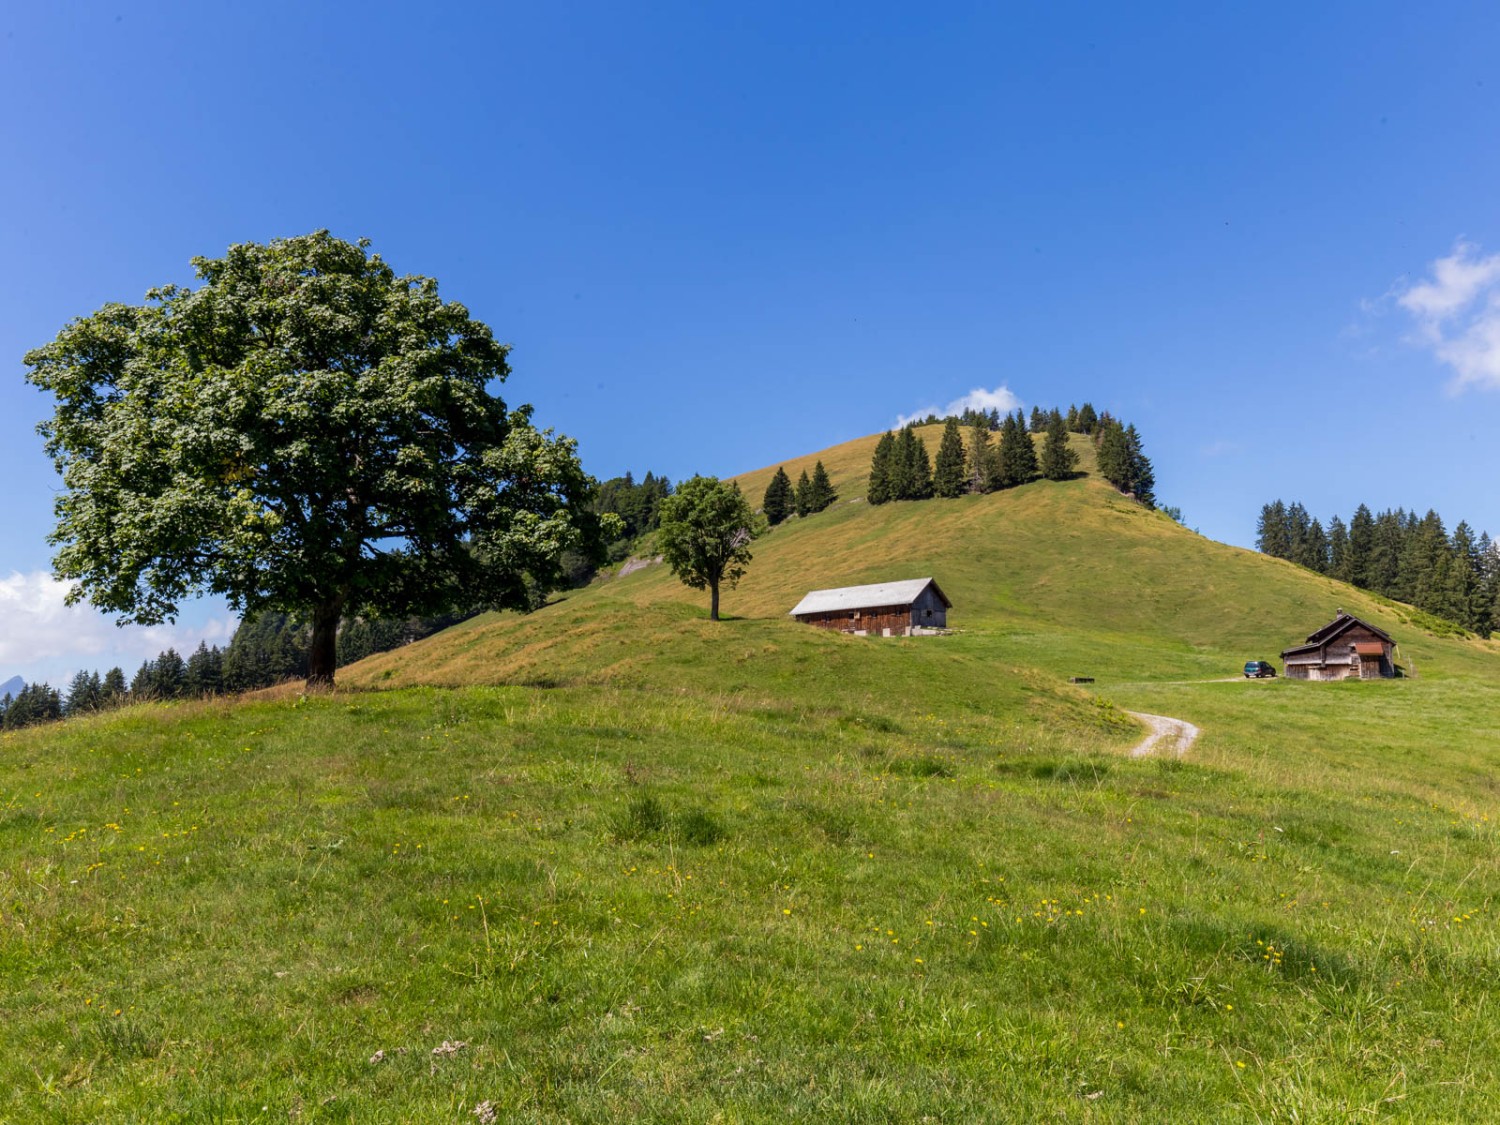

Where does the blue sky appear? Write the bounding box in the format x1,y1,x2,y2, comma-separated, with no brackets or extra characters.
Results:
3,2,1500,684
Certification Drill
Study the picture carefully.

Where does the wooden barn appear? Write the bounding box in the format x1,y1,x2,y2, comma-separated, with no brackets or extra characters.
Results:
789,577,951,636
1281,611,1397,681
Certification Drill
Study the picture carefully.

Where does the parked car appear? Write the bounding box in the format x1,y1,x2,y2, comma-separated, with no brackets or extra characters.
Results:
1243,660,1277,678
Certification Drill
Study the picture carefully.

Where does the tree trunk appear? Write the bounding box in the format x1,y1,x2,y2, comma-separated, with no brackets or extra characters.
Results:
306,600,343,689
709,581,720,622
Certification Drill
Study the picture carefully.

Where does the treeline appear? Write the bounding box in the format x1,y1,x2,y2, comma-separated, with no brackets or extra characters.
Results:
867,404,1154,506
556,470,676,584
762,461,838,525
0,609,474,731
1256,501,1500,636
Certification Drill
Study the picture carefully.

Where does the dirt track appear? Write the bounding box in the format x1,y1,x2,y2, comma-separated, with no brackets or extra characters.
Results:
1124,711,1201,758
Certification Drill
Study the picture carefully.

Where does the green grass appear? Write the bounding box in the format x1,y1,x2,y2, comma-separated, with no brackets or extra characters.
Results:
4,427,1500,1120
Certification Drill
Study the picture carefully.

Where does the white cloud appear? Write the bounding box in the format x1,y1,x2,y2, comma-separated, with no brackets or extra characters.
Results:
0,571,236,688
1396,240,1500,391
896,385,1022,428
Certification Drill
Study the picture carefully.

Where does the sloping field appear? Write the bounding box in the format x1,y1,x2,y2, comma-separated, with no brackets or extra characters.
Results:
4,427,1500,1121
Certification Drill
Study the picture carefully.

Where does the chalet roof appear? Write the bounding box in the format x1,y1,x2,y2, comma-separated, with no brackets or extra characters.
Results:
1281,612,1394,658
789,577,951,617
1353,642,1385,656
1303,612,1394,646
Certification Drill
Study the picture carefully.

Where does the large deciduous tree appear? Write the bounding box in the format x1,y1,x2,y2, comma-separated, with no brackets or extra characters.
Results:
656,476,757,621
25,231,607,688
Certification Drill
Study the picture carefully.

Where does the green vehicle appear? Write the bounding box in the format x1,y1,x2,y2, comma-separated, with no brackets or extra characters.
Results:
1244,660,1277,678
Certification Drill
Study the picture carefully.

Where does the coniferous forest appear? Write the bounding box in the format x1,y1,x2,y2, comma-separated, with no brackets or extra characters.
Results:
1256,501,1500,636
867,404,1153,507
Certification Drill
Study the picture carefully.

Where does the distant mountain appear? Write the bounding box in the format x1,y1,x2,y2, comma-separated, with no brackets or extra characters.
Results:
0,675,23,699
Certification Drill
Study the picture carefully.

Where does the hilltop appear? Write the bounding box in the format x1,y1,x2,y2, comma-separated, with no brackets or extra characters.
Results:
4,424,1500,1121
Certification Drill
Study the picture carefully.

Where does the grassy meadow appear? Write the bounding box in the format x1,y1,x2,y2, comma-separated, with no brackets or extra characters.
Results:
4,428,1500,1121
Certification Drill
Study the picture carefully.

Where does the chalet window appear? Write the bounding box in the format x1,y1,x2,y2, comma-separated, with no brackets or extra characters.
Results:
923,609,933,618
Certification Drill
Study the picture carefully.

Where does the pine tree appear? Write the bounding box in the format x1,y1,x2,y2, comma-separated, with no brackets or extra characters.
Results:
130,660,155,700
1003,409,1039,485
794,470,812,516
184,641,223,697
101,667,127,705
1122,424,1154,507
152,648,187,700
762,467,793,526
932,418,969,498
1076,403,1098,434
1029,406,1046,433
966,419,993,493
904,427,934,499
1328,516,1350,582
1347,504,1375,588
64,670,101,716
1256,501,1290,558
807,461,837,512
1040,413,1078,480
1095,420,1130,490
868,432,896,505
1065,404,1079,431
991,412,1020,488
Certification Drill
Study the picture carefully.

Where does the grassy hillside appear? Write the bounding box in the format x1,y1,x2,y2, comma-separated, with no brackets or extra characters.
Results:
4,426,1500,1121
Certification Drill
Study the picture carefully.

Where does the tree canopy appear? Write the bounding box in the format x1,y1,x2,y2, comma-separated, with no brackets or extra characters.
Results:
656,476,757,621
25,231,607,687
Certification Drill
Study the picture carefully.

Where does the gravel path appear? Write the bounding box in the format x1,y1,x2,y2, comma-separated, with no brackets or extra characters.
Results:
1124,711,1201,758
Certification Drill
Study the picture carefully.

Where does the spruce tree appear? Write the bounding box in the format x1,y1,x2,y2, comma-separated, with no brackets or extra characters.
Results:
1256,501,1291,559
1029,406,1046,433
1328,516,1351,582
807,461,837,512
65,670,100,716
1065,404,1079,431
794,470,812,516
1122,424,1155,507
868,432,896,505
932,418,969,498
184,641,223,697
1347,504,1375,587
1014,410,1040,482
102,667,127,704
1040,413,1078,480
762,467,793,526
905,428,934,499
966,419,993,493
1076,403,1098,434
1095,420,1130,490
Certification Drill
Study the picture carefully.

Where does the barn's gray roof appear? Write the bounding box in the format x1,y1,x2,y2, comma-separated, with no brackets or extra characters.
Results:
789,578,950,617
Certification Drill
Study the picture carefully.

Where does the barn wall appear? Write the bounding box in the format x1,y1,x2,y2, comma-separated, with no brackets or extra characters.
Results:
797,604,915,635
910,587,948,629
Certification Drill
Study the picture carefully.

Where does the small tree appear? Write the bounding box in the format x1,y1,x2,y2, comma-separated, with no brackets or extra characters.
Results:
762,467,794,526
807,461,837,513
868,432,896,505
1076,403,1099,434
794,469,813,516
932,417,969,498
1029,406,1046,433
1040,413,1078,480
657,476,757,622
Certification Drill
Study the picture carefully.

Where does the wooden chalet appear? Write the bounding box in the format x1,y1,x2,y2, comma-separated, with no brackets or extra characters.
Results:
1281,611,1396,681
789,577,951,636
